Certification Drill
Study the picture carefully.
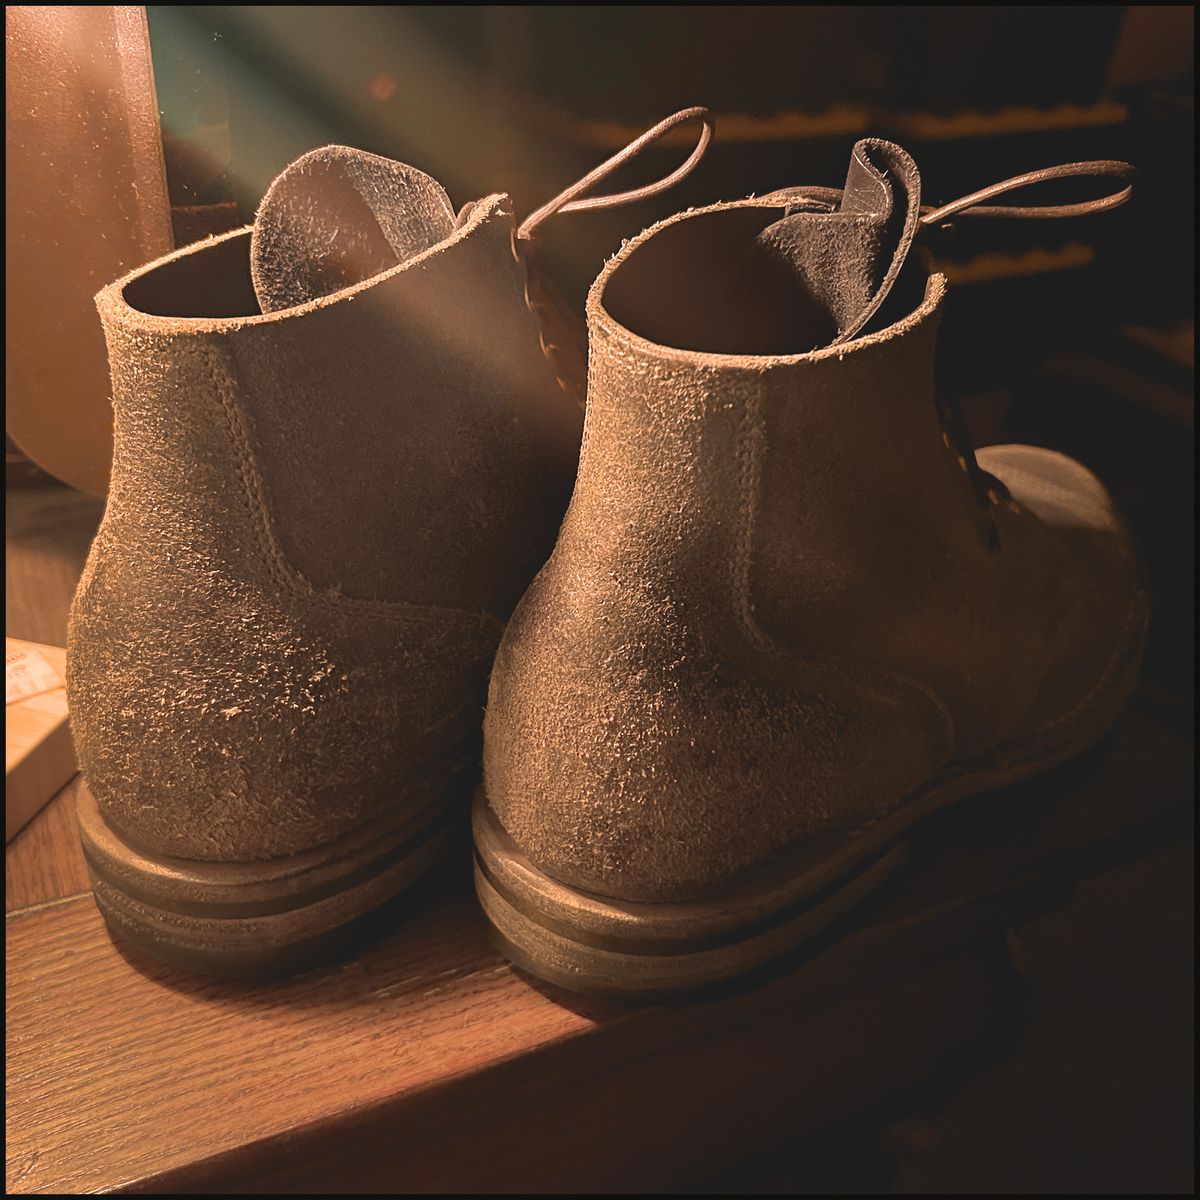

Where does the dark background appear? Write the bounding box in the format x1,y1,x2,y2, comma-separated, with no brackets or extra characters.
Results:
142,7,1194,1191
149,5,1193,327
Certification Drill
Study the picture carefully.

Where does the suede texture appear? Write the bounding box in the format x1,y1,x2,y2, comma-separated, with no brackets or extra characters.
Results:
483,160,1141,903
752,138,922,346
69,160,583,864
249,145,457,313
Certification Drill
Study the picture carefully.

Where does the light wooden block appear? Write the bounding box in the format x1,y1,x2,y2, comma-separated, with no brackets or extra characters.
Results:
6,638,77,842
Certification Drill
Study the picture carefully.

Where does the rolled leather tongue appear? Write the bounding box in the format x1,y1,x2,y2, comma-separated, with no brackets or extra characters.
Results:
249,145,458,313
755,138,923,347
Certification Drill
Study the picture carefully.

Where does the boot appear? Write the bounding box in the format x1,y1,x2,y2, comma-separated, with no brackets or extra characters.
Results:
475,140,1145,999
68,109,713,975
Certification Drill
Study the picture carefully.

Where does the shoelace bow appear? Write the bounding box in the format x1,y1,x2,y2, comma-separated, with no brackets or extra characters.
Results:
517,106,715,243
515,114,1140,239
919,159,1136,226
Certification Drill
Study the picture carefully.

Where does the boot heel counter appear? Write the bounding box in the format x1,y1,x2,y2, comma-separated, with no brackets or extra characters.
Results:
483,563,952,902
69,317,501,861
68,542,499,861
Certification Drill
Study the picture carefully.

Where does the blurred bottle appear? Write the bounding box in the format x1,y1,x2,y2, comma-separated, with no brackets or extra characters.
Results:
6,5,173,496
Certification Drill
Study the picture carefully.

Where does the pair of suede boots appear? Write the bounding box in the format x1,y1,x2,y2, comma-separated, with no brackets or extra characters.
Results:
67,109,1145,999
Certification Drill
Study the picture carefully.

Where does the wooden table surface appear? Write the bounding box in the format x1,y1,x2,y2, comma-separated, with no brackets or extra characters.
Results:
5,481,1191,1194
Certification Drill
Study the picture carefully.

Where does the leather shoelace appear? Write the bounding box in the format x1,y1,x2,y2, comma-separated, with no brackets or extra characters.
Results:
511,107,715,402
517,106,715,243
919,159,1136,226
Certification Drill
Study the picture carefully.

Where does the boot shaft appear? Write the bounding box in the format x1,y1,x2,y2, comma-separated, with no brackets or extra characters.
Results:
482,199,965,902
71,177,581,864
575,214,984,644
96,196,580,619
570,195,1074,752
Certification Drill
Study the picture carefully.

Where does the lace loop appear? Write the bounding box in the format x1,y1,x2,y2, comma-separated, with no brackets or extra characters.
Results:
920,160,1136,227
517,107,714,241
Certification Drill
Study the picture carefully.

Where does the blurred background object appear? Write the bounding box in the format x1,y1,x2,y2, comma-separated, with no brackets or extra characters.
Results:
5,6,173,496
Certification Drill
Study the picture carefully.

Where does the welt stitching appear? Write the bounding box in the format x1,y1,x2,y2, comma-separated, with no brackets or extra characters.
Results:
199,340,501,636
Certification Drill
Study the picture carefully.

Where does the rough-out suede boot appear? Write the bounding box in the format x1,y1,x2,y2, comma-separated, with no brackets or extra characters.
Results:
474,140,1145,999
68,109,714,976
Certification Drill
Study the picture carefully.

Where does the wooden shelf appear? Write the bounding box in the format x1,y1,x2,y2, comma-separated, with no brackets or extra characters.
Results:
5,484,1189,1194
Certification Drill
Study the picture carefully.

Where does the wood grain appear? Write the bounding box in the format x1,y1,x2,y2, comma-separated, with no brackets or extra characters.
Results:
5,780,90,912
151,940,1022,1196
4,861,1019,1195
4,484,103,648
5,488,96,910
5,706,1189,1194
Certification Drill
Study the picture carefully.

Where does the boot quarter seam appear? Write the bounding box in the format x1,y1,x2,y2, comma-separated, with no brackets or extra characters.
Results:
593,330,957,760
198,340,502,636
737,372,957,758
733,376,775,657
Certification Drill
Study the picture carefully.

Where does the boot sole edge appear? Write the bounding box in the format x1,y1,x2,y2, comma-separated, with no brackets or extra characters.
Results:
473,601,1148,1001
77,782,463,978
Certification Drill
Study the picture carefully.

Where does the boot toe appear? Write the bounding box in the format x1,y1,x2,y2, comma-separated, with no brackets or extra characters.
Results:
978,444,1146,743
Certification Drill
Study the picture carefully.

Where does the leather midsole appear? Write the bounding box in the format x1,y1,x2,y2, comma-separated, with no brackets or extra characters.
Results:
79,780,463,919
